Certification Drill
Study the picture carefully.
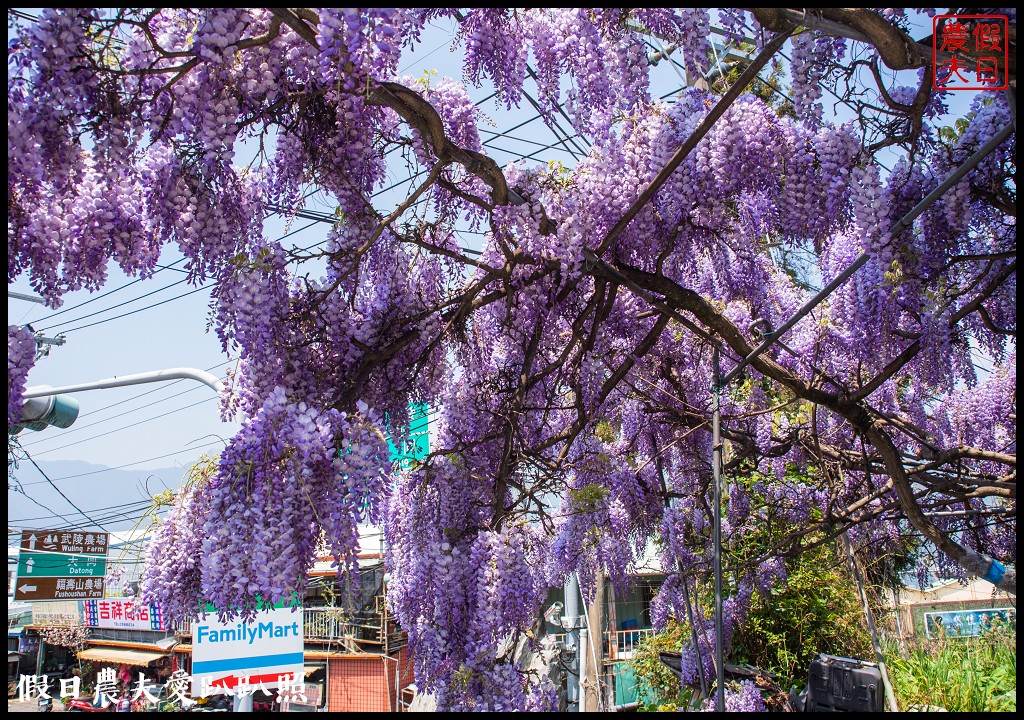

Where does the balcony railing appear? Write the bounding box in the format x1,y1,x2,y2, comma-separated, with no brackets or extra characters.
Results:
174,608,383,644
542,628,654,661
606,628,654,660
303,606,394,648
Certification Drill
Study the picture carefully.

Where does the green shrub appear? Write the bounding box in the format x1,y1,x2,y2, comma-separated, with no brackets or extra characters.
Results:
886,620,1016,712
631,621,687,703
732,544,871,689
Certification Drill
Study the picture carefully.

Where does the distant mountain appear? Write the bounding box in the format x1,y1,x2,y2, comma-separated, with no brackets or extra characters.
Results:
7,458,200,533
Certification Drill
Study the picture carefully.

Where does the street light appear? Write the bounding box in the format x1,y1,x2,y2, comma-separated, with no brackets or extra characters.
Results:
11,367,226,435
9,390,80,435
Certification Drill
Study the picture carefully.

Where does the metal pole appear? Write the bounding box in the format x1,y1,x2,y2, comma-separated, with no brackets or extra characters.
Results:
565,574,580,712
35,639,46,676
651,429,709,700
8,291,46,303
721,121,1015,388
22,367,226,398
679,571,708,699
651,430,708,700
712,347,725,712
843,533,899,712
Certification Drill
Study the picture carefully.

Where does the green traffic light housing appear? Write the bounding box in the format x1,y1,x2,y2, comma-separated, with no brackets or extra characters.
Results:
9,392,80,435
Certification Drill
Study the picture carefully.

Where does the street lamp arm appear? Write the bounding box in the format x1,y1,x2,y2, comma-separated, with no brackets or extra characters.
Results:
22,368,226,398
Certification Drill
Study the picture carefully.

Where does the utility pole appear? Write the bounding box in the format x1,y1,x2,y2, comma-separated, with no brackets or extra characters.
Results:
564,574,580,712
712,346,725,712
582,574,604,712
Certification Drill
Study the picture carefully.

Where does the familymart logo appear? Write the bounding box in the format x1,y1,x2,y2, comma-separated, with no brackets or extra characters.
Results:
933,14,1009,90
196,619,301,644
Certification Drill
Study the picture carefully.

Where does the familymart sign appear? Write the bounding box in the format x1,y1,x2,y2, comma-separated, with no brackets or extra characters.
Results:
191,602,304,695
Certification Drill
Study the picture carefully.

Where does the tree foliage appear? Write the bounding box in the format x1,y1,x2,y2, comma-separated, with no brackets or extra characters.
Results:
733,543,871,688
7,7,1016,709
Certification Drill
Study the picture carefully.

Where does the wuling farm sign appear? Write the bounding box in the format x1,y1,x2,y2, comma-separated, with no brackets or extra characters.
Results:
21,530,109,555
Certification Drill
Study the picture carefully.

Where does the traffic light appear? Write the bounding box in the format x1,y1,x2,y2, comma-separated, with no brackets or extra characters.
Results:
9,392,80,435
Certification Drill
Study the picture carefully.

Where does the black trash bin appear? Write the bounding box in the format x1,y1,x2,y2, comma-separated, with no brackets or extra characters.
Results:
803,654,884,712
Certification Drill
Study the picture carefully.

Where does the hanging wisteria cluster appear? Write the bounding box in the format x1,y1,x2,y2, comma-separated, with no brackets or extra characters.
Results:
8,7,1016,710
141,388,389,620
7,325,37,423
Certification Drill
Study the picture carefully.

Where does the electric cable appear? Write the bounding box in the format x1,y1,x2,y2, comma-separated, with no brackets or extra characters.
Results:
56,284,212,335
15,439,226,487
18,444,110,531
10,499,158,524
36,276,192,334
6,483,80,528
23,258,188,326
24,396,219,457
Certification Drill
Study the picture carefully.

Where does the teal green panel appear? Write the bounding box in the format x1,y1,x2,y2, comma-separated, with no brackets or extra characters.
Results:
18,552,106,578
612,662,658,708
387,403,429,469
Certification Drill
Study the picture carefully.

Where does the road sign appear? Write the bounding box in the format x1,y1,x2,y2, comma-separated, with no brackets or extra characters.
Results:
21,530,109,555
17,552,107,578
14,576,106,601
16,528,111,600
191,603,304,696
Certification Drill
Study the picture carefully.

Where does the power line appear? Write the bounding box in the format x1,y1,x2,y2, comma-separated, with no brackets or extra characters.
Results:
56,284,211,334
36,276,191,334
9,499,158,524
23,396,219,456
23,258,188,326
18,445,109,531
8,506,161,535
20,216,317,337
7,483,80,528
16,439,226,487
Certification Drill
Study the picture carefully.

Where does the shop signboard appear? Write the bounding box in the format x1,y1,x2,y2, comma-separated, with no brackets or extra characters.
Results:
387,402,430,470
19,635,40,655
924,607,1015,638
32,601,83,627
83,599,167,631
191,601,304,696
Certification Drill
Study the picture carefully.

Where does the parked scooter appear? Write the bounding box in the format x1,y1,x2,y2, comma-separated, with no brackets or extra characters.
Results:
37,695,52,712
188,694,232,712
66,695,114,712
